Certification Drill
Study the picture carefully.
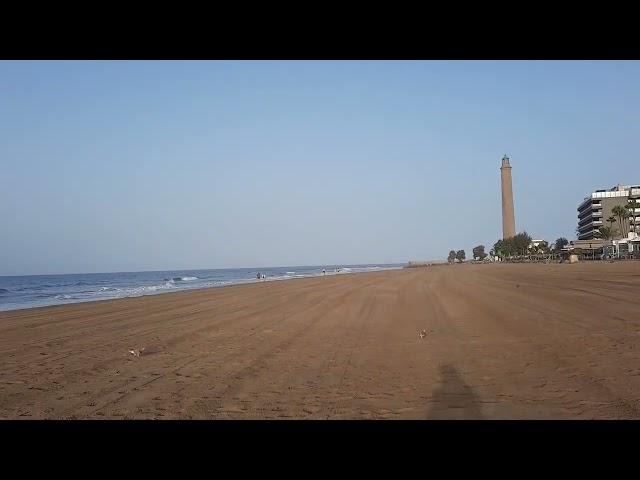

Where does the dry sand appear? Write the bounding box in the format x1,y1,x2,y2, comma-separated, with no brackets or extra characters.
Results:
1,262,640,419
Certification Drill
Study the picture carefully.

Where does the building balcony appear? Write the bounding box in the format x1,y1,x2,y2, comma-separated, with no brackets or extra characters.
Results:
578,231,599,240
579,216,594,227
578,209,598,220
578,221,603,233
579,211,604,225
578,199,594,212
577,201,602,214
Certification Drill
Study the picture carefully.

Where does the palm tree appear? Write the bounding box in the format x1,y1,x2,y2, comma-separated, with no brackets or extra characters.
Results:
612,205,629,238
598,226,615,241
626,199,640,236
607,215,617,231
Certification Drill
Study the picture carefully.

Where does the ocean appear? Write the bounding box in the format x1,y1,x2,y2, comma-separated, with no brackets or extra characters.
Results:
0,263,404,312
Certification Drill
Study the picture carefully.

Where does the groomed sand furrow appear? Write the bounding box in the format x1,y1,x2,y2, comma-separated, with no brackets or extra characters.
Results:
56,278,382,419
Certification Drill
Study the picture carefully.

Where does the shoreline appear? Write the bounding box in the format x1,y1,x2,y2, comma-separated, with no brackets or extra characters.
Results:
0,265,403,314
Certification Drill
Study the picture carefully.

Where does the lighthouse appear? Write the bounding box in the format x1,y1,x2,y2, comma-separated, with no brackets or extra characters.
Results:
500,155,516,239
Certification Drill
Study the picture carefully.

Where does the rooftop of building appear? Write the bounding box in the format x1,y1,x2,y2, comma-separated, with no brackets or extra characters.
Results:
578,184,640,209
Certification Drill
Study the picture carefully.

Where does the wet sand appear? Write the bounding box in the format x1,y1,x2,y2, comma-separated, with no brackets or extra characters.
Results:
1,262,640,419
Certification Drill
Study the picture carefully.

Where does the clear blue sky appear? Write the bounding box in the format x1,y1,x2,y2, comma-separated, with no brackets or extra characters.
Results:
2,61,639,275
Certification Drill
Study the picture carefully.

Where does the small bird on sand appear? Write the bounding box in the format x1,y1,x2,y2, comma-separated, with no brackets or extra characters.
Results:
129,348,145,357
419,329,427,339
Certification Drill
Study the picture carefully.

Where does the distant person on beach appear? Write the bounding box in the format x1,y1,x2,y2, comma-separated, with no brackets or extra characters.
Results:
256,272,261,280
322,269,326,275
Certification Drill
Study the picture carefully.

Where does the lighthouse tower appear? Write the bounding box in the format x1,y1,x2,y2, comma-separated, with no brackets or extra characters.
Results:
500,155,516,239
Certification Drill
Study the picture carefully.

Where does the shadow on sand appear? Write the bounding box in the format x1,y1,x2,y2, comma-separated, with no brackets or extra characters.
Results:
426,364,484,419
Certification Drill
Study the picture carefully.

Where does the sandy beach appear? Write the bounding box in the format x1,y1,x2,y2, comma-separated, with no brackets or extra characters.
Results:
2,262,640,419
